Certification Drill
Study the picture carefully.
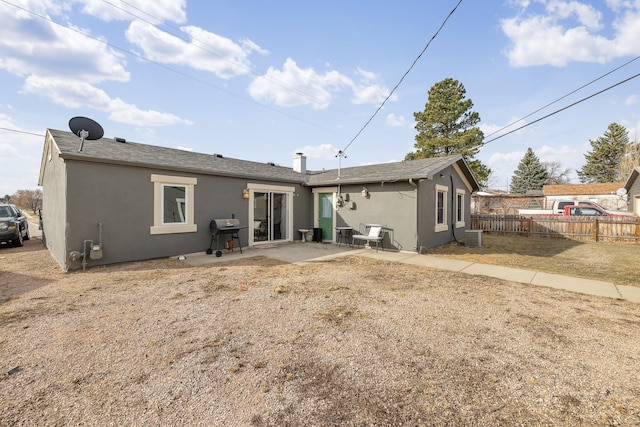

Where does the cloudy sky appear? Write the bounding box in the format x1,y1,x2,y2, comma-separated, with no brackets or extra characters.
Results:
2,0,640,196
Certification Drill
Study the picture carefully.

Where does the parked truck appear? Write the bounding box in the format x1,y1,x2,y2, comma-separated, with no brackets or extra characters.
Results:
517,200,631,216
518,203,630,217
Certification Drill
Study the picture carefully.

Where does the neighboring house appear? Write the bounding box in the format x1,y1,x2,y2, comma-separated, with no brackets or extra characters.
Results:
38,129,479,270
623,167,640,215
543,183,628,211
471,192,545,215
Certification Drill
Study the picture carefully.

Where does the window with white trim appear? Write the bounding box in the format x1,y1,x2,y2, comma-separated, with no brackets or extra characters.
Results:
150,174,197,235
456,189,465,228
435,184,448,232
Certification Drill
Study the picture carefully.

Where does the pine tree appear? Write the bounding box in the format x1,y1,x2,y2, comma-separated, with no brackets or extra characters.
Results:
406,78,490,187
510,148,549,194
577,123,629,183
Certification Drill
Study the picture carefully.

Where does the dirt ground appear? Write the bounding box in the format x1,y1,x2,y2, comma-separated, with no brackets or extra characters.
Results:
1,238,640,426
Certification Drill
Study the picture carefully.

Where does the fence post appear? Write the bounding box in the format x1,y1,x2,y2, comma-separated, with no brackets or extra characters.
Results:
592,218,598,242
527,217,532,237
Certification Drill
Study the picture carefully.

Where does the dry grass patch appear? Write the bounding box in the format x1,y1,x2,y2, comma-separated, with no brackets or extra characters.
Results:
428,233,640,286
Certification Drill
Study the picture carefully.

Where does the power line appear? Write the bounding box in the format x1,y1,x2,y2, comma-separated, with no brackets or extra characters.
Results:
484,55,640,140
99,0,348,114
341,0,464,154
481,72,640,146
0,127,44,137
0,0,348,138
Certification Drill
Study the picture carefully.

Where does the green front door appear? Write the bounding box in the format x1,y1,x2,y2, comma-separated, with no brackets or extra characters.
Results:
318,192,333,241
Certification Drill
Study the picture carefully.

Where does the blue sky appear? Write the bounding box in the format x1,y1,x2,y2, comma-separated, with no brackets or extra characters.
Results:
2,0,640,197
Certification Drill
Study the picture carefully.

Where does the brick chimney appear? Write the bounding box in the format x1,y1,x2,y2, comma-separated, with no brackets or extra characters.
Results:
293,152,306,174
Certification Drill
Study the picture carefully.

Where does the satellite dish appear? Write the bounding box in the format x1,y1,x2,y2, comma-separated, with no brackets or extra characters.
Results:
616,187,627,197
69,116,104,151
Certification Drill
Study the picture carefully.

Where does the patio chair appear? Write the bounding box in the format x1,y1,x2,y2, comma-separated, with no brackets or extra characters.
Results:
351,224,385,252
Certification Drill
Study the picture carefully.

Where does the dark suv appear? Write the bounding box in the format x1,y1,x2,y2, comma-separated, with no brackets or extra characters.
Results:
0,204,30,247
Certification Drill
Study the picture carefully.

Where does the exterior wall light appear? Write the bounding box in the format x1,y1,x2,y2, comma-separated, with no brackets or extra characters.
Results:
242,189,250,199
361,187,369,198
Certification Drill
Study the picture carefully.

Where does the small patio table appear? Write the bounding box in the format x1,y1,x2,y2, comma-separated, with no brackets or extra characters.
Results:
335,227,353,247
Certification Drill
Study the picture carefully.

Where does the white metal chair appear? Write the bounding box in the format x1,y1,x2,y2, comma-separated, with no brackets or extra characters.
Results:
351,224,385,252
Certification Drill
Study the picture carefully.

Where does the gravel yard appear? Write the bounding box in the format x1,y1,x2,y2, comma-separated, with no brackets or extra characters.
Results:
1,240,639,426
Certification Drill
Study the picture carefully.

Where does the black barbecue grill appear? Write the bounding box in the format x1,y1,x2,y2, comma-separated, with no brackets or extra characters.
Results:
207,218,247,257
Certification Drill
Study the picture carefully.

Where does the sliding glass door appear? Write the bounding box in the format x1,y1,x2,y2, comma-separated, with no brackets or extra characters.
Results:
253,191,289,243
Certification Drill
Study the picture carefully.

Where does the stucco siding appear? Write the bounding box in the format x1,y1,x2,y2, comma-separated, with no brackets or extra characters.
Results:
334,182,417,251
630,178,640,215
40,141,68,269
417,166,470,250
62,161,309,269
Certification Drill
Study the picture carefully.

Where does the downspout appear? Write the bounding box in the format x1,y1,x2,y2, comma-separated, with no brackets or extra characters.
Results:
409,179,420,252
450,175,462,244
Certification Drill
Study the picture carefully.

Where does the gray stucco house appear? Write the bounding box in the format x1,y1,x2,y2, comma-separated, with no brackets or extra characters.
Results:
38,129,479,270
623,166,640,215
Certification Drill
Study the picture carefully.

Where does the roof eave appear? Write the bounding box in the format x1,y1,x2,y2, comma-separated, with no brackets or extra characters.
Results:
58,152,306,184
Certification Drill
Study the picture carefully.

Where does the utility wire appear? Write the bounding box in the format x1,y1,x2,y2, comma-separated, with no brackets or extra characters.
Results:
481,72,640,146
484,55,640,139
0,0,348,138
341,0,464,154
0,127,44,138
99,0,348,114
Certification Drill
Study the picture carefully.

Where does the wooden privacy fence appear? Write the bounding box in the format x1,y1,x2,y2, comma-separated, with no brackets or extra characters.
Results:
471,214,640,243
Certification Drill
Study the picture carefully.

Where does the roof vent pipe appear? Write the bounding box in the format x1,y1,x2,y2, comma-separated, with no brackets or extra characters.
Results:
293,152,306,174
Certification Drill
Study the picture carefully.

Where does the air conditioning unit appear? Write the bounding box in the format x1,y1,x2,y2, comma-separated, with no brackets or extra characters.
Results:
464,230,483,248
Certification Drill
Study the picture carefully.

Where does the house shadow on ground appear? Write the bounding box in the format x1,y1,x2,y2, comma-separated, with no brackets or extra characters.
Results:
429,233,585,259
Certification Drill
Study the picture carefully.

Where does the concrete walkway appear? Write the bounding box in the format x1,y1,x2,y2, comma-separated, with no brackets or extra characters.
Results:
357,249,640,304
181,242,640,304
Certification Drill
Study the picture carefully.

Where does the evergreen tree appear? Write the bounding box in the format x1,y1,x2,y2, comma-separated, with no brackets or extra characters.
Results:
406,78,490,187
510,148,549,194
577,123,629,183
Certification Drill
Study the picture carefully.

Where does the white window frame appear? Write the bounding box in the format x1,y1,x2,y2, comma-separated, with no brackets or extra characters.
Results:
435,184,448,232
455,189,465,228
150,174,197,235
247,183,295,245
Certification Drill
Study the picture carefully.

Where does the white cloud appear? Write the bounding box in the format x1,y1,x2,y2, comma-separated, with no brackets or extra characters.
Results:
480,117,529,140
386,113,409,127
0,7,129,82
108,99,193,126
126,21,264,79
500,1,640,67
23,75,192,126
295,143,339,159
547,1,603,29
76,0,187,24
249,58,353,109
0,115,45,194
624,94,639,106
249,60,395,109
351,67,397,105
486,150,526,189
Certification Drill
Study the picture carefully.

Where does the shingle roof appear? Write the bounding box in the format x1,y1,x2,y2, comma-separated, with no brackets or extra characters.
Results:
623,167,640,191
307,155,479,190
48,129,305,183
46,129,479,190
543,182,624,196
